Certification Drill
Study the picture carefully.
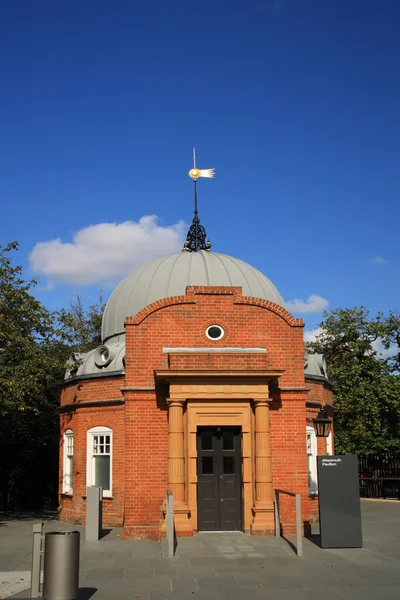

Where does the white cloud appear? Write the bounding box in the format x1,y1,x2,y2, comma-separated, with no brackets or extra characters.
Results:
29,216,186,286
371,337,397,358
369,256,388,264
286,294,329,314
304,327,323,344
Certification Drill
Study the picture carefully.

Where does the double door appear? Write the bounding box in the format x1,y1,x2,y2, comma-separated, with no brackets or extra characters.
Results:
197,426,242,531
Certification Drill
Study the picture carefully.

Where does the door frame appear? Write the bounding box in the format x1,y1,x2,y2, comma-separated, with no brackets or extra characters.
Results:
187,399,253,533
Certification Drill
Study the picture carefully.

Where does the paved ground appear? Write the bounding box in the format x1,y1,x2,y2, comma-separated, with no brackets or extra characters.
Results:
1,500,400,599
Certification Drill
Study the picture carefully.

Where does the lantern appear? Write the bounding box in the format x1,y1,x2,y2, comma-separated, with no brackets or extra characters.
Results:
313,407,332,438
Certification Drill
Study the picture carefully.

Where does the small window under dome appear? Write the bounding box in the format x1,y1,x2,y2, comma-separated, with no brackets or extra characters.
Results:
206,325,224,340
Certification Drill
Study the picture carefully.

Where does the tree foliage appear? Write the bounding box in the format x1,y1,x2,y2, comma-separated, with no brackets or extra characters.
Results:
307,306,400,454
0,242,103,510
59,294,105,353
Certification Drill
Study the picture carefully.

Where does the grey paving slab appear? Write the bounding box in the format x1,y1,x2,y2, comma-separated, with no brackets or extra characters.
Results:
340,588,400,600
219,592,259,600
3,500,400,600
150,593,220,600
196,575,243,591
83,568,126,580
296,589,347,600
170,577,198,592
256,591,309,600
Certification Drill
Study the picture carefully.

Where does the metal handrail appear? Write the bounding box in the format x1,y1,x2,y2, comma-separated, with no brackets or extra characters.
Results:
166,490,175,559
274,489,303,557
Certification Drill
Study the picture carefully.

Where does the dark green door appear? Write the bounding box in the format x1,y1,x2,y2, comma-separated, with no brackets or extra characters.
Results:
197,426,242,531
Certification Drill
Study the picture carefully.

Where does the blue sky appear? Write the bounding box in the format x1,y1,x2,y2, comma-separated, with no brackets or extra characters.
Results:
1,0,399,338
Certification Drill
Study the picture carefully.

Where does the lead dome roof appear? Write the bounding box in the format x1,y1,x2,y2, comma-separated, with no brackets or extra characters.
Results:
102,250,286,343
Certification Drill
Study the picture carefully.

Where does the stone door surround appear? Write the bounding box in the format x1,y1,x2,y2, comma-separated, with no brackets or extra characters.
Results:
156,369,283,535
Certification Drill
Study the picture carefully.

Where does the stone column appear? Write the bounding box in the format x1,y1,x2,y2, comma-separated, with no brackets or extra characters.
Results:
166,398,191,534
167,399,185,503
252,398,275,534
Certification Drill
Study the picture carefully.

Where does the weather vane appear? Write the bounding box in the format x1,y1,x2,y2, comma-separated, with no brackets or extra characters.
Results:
183,148,214,252
188,148,215,181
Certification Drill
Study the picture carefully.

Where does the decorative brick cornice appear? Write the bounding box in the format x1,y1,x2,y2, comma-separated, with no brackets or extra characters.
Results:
124,286,303,327
234,296,303,327
60,398,125,413
305,374,334,389
61,370,124,387
306,400,334,408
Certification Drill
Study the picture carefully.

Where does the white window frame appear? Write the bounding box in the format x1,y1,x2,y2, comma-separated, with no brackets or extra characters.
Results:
86,426,113,498
63,429,74,494
326,430,333,456
306,426,318,495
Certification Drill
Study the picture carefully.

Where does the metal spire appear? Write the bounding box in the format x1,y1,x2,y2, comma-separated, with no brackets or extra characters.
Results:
182,148,214,252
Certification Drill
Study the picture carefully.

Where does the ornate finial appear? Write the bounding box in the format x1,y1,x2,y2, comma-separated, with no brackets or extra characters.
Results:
183,148,214,252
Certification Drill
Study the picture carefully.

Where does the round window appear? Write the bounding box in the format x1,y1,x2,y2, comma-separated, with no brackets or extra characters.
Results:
94,345,111,368
206,325,224,340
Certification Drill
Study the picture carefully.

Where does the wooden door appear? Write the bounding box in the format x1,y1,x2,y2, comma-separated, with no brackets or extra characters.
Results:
197,426,242,531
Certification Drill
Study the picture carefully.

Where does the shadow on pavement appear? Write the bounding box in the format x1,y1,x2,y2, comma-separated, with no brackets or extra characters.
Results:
306,533,322,548
78,587,97,600
281,535,299,555
0,510,57,522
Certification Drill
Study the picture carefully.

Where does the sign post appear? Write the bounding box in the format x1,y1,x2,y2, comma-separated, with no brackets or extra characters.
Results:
317,455,362,548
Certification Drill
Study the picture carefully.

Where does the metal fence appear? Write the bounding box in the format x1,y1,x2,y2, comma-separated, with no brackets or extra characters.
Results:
358,453,400,499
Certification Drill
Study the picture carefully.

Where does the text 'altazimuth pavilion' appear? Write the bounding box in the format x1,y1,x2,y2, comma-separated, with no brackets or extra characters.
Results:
59,158,333,539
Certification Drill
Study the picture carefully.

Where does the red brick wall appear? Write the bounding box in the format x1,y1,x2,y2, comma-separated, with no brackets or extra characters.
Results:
60,376,123,407
59,385,125,527
59,286,333,537
306,379,333,406
123,391,168,539
270,392,310,535
125,287,305,389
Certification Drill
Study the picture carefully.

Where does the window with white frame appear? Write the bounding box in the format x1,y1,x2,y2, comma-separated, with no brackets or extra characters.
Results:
63,429,74,494
326,430,333,455
87,427,112,497
306,426,318,494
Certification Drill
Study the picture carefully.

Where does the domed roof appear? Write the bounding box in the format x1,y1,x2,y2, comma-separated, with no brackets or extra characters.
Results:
102,251,286,342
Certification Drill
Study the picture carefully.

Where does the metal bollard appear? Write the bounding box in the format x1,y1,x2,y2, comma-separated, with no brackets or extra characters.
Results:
86,486,103,541
43,531,80,600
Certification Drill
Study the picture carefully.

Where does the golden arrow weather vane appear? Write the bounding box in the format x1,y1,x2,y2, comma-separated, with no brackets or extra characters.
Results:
183,148,213,252
188,148,215,180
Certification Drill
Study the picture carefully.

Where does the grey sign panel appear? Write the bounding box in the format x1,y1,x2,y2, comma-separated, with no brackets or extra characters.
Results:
317,455,362,548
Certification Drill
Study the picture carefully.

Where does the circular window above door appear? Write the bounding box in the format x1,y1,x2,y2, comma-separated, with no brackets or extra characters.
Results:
206,325,225,340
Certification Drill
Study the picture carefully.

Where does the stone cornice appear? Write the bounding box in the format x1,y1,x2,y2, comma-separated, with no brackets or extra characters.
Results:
155,369,284,382
163,347,267,354
62,370,124,386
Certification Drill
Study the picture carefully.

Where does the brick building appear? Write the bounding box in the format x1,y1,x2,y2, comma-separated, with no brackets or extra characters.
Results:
59,188,333,539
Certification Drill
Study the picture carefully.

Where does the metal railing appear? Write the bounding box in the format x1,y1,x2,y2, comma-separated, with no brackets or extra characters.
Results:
274,489,303,557
166,490,175,559
358,453,400,499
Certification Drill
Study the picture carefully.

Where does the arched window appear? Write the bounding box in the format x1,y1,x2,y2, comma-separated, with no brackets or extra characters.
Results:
87,426,113,497
63,429,74,494
306,426,318,495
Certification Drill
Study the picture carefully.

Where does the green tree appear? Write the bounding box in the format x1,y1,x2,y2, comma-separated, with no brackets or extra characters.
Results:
307,306,400,454
0,242,103,509
58,293,105,353
0,242,64,414
379,311,400,373
0,242,64,508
